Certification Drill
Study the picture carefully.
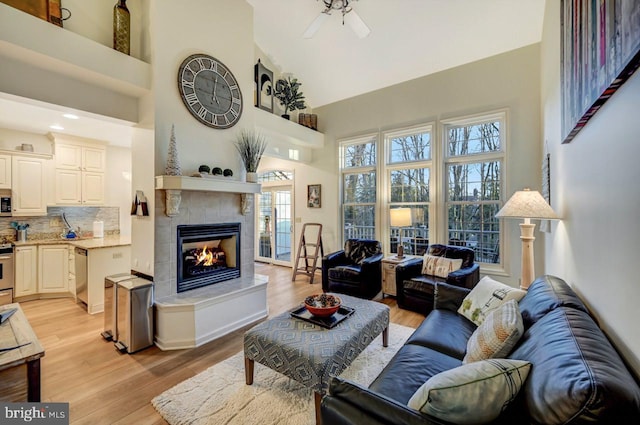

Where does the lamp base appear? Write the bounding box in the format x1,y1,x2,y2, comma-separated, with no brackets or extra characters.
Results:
396,245,404,259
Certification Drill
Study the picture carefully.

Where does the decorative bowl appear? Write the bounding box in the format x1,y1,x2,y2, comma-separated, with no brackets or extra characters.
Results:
304,294,341,317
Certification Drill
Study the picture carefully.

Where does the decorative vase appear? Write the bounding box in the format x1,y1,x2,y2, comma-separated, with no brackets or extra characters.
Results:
246,172,258,183
113,0,130,55
281,114,290,120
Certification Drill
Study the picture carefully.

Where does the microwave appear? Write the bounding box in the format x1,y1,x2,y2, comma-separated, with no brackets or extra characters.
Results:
0,196,11,215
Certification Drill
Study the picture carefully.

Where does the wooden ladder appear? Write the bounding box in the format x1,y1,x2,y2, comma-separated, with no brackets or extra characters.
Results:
292,223,324,284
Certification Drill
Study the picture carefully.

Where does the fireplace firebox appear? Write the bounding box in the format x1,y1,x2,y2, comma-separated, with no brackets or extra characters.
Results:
177,223,241,292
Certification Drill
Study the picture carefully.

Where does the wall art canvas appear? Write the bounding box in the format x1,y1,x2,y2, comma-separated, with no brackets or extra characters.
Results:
307,184,321,208
561,0,640,143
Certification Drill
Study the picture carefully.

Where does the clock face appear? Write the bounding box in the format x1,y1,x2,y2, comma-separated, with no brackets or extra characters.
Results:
178,54,243,129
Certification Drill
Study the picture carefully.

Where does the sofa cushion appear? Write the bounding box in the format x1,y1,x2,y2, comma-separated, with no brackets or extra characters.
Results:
428,244,475,268
509,307,640,423
407,358,531,424
421,254,463,278
327,265,361,282
518,275,589,328
369,344,462,405
405,309,476,360
458,276,526,326
463,299,523,364
344,239,381,265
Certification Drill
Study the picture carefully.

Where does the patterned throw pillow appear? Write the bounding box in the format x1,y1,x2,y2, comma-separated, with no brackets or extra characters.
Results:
463,299,524,364
421,255,463,278
458,276,526,326
407,359,531,424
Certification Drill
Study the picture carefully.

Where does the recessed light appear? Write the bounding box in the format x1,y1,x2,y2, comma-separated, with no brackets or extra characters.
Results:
63,113,79,120
49,124,64,130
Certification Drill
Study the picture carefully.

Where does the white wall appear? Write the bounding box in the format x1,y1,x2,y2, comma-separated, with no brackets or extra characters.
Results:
541,2,640,376
57,0,144,61
315,45,542,287
105,145,132,236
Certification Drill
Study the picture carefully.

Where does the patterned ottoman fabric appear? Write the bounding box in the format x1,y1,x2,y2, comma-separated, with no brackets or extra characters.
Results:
244,294,390,394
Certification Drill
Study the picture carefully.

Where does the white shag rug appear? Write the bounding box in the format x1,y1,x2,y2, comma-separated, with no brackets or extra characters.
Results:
152,323,414,425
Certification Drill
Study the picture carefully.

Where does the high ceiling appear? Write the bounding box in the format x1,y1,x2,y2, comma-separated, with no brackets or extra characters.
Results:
0,0,546,144
248,0,546,107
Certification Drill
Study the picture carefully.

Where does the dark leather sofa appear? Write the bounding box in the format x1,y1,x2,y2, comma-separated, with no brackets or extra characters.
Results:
396,244,480,313
321,275,640,424
322,239,383,299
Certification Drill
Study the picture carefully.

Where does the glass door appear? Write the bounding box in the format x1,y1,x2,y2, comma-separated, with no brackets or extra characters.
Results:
257,185,293,266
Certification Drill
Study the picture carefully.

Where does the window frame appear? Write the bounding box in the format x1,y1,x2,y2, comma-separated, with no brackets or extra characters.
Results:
440,109,508,273
337,110,509,275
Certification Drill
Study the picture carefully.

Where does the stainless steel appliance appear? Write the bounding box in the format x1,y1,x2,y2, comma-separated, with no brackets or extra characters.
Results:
102,273,134,341
114,277,154,354
0,244,14,305
75,247,88,304
0,195,11,216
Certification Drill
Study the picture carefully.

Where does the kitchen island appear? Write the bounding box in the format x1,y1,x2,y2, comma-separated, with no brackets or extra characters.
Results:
14,235,131,314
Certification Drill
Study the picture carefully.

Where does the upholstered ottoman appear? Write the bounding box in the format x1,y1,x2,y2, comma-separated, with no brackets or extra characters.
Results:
244,294,389,424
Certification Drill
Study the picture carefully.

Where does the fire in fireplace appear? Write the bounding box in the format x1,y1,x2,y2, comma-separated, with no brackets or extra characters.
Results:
177,223,241,292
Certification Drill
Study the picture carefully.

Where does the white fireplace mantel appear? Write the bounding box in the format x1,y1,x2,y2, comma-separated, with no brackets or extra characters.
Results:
155,175,261,216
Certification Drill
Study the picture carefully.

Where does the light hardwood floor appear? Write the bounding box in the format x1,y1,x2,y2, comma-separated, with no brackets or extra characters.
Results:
10,263,424,424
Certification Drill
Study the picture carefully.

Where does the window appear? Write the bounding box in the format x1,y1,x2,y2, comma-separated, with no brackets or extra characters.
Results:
443,113,505,264
338,111,506,268
340,137,377,241
385,126,432,256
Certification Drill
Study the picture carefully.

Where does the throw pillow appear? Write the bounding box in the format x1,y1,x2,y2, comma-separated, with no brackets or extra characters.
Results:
463,299,524,363
407,359,531,424
421,255,463,278
458,276,526,326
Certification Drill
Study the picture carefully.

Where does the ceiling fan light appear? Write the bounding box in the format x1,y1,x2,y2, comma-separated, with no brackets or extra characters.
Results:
344,9,370,38
303,12,330,39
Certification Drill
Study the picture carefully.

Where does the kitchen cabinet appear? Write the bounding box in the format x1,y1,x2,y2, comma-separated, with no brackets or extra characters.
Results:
53,137,106,206
68,246,76,296
0,154,11,189
38,245,69,293
12,155,47,216
15,245,37,297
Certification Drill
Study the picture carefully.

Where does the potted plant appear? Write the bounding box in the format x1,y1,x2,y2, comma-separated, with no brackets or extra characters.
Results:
234,130,267,183
273,76,307,120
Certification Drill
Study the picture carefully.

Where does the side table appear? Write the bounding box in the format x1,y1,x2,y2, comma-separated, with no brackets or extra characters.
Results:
382,254,419,297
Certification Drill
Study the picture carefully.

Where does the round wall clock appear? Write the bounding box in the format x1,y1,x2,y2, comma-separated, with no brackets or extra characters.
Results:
177,53,243,129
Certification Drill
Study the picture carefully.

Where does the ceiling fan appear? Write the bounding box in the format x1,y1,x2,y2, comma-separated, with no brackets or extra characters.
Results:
303,0,371,39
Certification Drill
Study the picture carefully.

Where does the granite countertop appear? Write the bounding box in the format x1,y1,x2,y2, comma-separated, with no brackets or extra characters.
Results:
13,234,131,249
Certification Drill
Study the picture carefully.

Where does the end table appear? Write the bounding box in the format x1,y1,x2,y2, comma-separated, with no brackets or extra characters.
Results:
382,254,419,297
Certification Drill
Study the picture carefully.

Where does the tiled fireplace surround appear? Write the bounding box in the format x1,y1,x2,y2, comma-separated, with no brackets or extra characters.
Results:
152,189,268,350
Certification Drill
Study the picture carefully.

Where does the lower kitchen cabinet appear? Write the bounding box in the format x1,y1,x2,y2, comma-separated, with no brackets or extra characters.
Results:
39,245,69,293
15,245,37,297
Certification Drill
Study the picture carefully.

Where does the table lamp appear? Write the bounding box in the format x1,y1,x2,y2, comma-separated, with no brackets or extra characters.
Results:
495,188,559,290
390,208,412,258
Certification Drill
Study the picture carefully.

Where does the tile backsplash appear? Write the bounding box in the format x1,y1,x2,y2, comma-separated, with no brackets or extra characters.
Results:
0,206,120,242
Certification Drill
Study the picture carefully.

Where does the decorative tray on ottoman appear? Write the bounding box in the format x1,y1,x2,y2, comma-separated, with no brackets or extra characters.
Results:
290,305,355,329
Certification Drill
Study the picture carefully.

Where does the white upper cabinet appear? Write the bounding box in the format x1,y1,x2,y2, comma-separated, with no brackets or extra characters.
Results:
51,134,106,206
12,155,48,216
0,154,11,189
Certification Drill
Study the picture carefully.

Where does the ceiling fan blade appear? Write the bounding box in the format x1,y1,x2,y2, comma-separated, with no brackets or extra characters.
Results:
303,12,330,39
344,9,370,38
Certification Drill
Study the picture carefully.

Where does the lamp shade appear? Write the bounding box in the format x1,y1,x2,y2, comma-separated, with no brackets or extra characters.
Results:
496,188,559,220
390,208,412,227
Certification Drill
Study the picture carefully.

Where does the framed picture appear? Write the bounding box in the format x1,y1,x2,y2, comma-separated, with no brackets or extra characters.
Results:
254,59,274,113
307,184,321,208
561,0,640,143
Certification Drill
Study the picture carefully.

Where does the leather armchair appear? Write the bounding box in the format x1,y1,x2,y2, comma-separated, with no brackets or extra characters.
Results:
322,239,383,299
396,244,480,314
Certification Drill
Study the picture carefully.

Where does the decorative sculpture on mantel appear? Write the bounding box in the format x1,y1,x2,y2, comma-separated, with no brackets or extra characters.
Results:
166,124,182,176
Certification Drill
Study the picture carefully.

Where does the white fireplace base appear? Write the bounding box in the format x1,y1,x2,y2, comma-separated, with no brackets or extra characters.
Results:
154,274,269,350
